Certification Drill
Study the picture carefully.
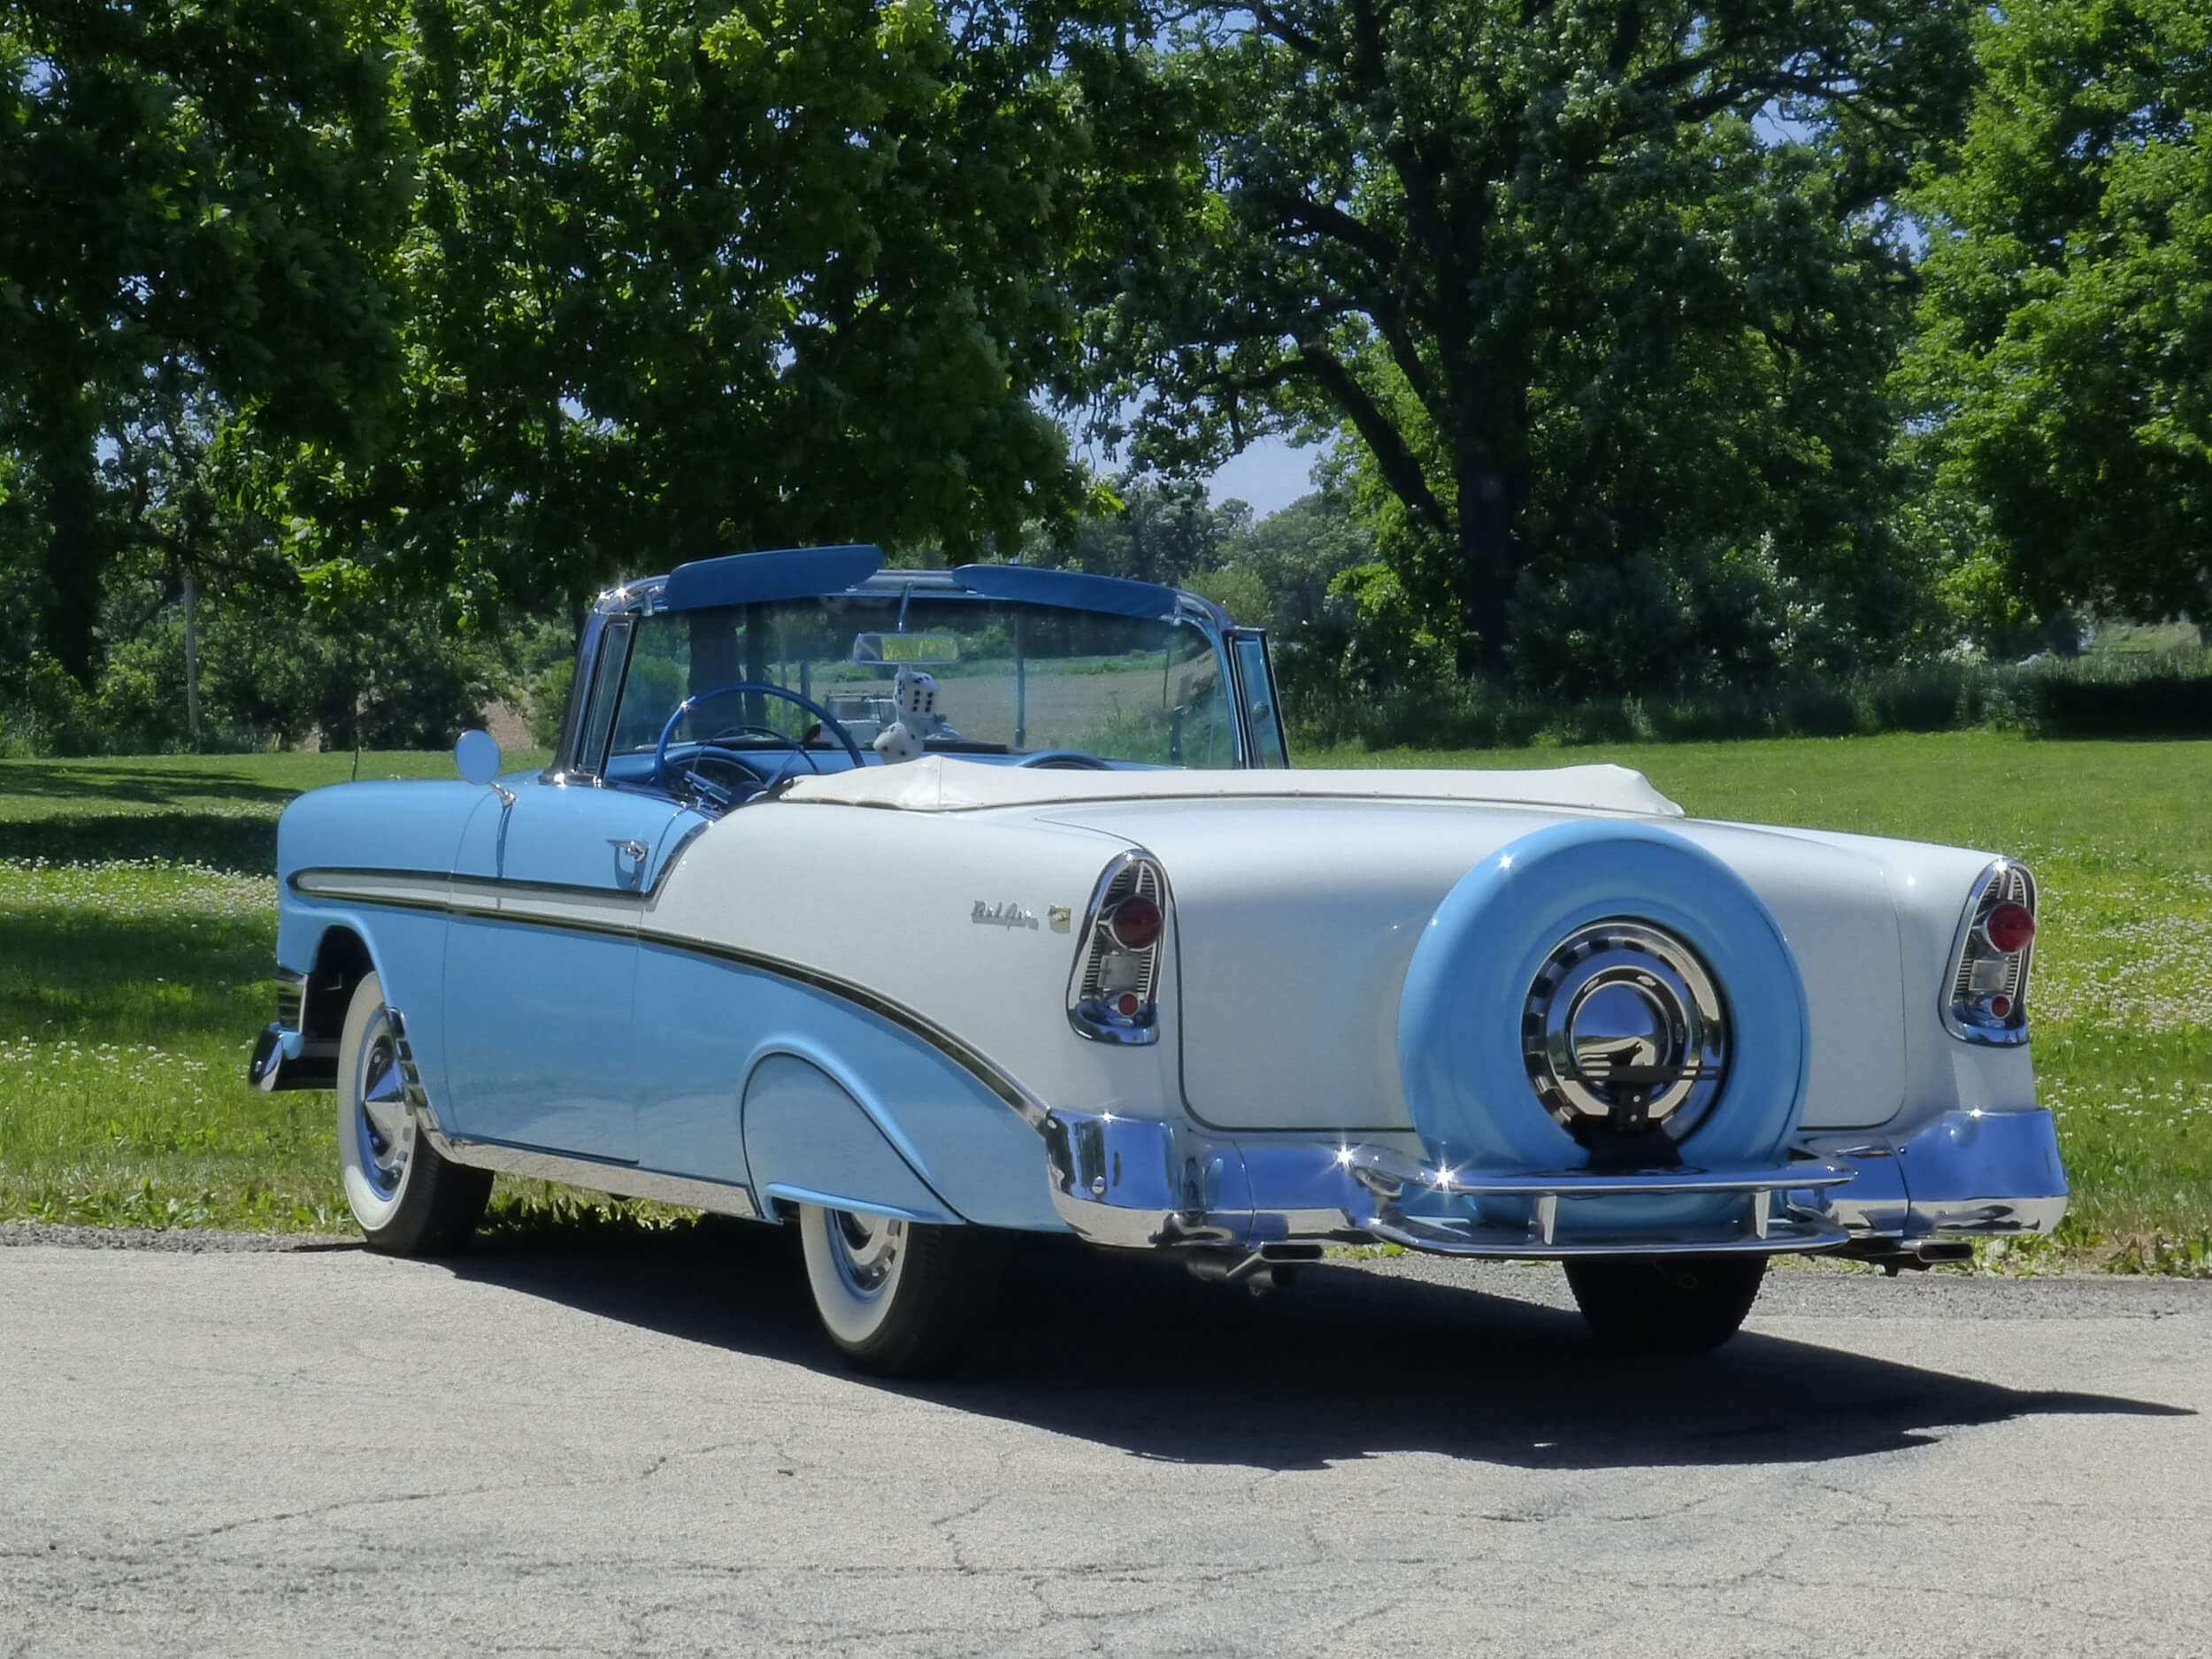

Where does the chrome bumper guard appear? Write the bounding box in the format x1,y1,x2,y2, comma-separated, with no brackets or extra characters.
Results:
1041,1107,2069,1260
245,969,335,1093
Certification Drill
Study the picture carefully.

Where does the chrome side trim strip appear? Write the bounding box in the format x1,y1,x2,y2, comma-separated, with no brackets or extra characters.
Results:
422,1133,761,1221
641,932,1050,1131
761,1182,949,1225
290,868,1050,1133
293,863,682,911
292,868,453,912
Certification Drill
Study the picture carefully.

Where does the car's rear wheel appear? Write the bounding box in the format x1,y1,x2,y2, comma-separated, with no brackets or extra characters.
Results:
1563,1254,1768,1353
337,972,491,1255
795,1204,1001,1376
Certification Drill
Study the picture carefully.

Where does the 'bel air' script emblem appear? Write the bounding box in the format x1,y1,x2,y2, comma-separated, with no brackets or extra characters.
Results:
971,899,1039,931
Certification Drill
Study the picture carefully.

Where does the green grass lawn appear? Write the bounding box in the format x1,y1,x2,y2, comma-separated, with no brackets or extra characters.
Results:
3,733,2208,1269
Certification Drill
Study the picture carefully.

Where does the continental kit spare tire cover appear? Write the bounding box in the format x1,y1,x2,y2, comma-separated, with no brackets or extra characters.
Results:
1396,821,1810,1230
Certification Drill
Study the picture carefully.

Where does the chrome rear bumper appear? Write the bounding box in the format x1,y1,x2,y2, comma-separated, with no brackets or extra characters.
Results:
1041,1108,2068,1260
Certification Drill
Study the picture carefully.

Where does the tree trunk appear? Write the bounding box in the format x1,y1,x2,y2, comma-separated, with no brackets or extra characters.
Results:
40,422,106,687
1454,465,1521,681
182,573,202,749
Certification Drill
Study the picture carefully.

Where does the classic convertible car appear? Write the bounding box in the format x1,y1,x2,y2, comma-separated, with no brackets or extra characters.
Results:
250,544,2069,1373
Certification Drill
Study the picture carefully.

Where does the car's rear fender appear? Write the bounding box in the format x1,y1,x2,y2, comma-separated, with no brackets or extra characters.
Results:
632,940,1064,1230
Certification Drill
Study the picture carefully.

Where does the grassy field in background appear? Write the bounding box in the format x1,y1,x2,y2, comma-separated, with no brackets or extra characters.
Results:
0,750,546,1234
3,734,2208,1269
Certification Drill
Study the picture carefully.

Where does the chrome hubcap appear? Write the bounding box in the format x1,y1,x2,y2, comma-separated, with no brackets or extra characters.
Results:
355,1017,414,1198
1523,920,1727,1145
825,1210,904,1301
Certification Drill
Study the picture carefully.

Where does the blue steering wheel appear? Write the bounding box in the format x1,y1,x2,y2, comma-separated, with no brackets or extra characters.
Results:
652,682,866,795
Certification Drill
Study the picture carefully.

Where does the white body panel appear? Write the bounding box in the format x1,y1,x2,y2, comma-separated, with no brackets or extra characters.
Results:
655,761,2031,1142
785,754,1684,818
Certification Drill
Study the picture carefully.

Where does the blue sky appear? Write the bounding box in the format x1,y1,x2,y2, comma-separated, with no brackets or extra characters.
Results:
1207,434,1322,518
1070,414,1326,521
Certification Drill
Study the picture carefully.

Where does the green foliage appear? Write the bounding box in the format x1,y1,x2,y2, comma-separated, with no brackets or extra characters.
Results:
1181,564,1272,629
0,0,408,681
1031,474,1248,589
1288,649,2212,752
1905,0,2212,626
0,584,520,757
528,657,578,750
1098,0,1975,678
0,654,98,757
1217,488,1376,644
286,0,1185,622
1326,562,1451,693
199,593,511,751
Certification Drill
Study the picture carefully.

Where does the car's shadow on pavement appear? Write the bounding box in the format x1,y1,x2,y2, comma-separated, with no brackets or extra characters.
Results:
444,1224,2193,1473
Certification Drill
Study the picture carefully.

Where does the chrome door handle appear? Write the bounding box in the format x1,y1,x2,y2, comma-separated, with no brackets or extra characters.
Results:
609,838,649,861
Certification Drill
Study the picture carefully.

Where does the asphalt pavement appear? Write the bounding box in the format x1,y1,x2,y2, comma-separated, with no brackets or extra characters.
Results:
3,1225,2208,1657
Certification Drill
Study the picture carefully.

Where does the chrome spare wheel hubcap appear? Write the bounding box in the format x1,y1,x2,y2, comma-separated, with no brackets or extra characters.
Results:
827,1211,904,1301
1523,920,1728,1148
356,1017,414,1199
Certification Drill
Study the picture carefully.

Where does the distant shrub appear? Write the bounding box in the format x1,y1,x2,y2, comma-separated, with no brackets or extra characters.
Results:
2028,650,2212,737
528,656,575,749
1287,649,2212,754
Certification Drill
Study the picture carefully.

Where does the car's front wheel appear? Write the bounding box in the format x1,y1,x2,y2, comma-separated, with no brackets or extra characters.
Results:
795,1204,1001,1376
1563,1254,1768,1353
337,972,491,1254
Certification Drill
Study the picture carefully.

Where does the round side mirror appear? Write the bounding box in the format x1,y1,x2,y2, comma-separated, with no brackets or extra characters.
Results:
454,728,504,787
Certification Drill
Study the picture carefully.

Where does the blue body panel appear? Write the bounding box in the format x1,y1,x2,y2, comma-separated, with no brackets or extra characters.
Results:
949,562,1183,620
275,779,486,1113
440,781,699,1159
275,779,481,900
743,1056,961,1225
634,943,1062,1230
276,765,1062,1227
662,544,883,610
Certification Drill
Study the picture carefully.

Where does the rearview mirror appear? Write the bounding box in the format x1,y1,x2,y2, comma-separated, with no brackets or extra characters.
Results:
853,631,961,666
454,728,503,787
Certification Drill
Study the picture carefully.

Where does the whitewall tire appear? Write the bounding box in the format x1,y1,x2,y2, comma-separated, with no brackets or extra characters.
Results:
337,972,491,1254
796,1204,1002,1377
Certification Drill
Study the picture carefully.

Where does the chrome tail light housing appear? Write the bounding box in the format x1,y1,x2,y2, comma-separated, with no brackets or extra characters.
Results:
1943,858,2038,1045
1067,850,1168,1045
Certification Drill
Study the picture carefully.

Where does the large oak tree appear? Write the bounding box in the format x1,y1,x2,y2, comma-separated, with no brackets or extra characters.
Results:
282,0,1188,622
1904,0,2212,629
1097,0,1977,678
0,0,408,681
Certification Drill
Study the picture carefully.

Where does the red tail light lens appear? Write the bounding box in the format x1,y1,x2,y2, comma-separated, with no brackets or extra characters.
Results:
1069,853,1168,1046
1106,895,1163,952
1985,902,2035,955
1945,859,2037,1045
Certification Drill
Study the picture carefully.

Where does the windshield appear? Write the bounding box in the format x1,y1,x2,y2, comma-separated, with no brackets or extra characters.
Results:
603,592,1237,769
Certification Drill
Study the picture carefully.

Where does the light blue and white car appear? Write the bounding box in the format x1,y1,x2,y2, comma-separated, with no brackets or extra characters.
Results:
250,544,2068,1373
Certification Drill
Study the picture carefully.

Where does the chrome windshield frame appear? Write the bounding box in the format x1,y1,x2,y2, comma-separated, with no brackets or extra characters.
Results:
549,565,1254,781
